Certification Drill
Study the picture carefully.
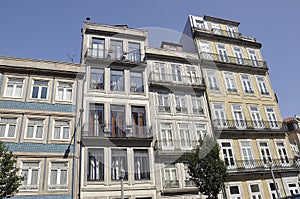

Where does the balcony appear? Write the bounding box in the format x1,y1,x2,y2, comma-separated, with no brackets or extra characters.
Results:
213,119,285,131
211,28,241,39
227,159,300,173
148,72,205,88
200,52,267,69
82,124,152,138
164,180,179,188
184,179,196,187
86,48,144,63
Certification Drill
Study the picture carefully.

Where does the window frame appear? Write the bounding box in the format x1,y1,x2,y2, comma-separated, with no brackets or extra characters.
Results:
240,74,254,94
206,70,219,91
130,71,144,93
111,149,128,181
133,150,150,181
87,148,104,181
110,70,124,91
0,117,18,138
48,161,69,191
160,123,174,149
56,81,73,102
90,68,105,90
256,76,269,95
30,79,50,100
223,72,238,93
25,118,45,140
52,119,71,141
20,161,41,191
3,77,25,98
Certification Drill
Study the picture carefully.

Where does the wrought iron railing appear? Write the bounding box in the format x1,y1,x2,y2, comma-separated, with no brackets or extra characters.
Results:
211,28,241,39
164,180,179,188
82,124,152,138
213,119,284,130
148,72,205,87
87,48,143,63
200,52,267,68
227,159,300,172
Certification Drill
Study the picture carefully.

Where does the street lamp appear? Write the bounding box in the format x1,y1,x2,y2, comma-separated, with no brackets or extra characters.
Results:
119,168,125,199
269,161,280,198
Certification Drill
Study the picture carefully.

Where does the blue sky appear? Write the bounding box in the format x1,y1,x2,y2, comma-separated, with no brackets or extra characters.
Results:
0,0,299,118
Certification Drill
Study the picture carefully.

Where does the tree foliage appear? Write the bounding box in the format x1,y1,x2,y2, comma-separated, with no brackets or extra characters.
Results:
0,142,23,198
187,136,227,199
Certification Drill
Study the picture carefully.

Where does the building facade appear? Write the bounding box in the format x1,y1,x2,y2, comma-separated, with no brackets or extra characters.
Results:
284,116,300,159
79,22,156,199
182,15,300,198
0,56,84,198
146,42,213,199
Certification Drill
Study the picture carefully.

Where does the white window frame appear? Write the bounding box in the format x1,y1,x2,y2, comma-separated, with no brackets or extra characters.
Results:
233,47,244,64
287,182,300,195
228,184,242,199
56,81,73,102
257,140,272,166
4,77,24,98
220,140,236,169
195,124,207,142
249,105,264,128
267,180,281,199
25,118,45,140
256,76,269,95
20,161,40,191
231,104,246,129
48,161,69,191
265,107,279,128
206,70,219,91
30,79,49,100
191,96,203,114
160,123,174,149
153,62,166,81
175,95,187,113
217,44,229,62
52,120,71,141
224,72,237,93
248,182,263,199
275,141,290,165
214,103,227,127
171,64,182,82
0,117,18,138
239,140,254,168
179,123,191,150
158,94,170,112
240,74,254,94
248,49,259,66
164,165,178,188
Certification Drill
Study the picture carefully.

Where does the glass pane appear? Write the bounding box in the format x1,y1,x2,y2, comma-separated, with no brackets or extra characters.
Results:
60,170,67,184
31,170,39,185
15,85,23,97
31,87,39,98
66,89,72,101
7,125,16,137
41,87,47,99
0,124,5,137
57,89,63,100
36,126,43,138
63,127,69,139
50,170,58,185
5,85,13,96
27,126,34,138
54,127,60,139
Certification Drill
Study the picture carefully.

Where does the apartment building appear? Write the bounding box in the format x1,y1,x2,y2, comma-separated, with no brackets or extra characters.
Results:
182,15,300,198
0,56,84,198
79,22,156,199
146,41,213,199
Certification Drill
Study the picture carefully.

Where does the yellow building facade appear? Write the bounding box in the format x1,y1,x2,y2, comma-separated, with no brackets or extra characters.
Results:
182,15,300,198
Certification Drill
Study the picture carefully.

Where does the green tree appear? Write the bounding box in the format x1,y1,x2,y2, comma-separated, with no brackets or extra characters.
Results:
0,142,23,198
187,136,227,199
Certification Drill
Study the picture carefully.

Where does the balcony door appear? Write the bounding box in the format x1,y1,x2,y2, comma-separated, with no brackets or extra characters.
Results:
248,50,259,66
240,141,254,168
217,44,229,62
153,62,166,81
266,107,279,128
89,104,104,136
276,142,289,165
200,42,212,60
211,23,222,35
91,38,105,58
110,40,123,60
249,106,264,128
258,142,272,166
233,47,244,64
232,104,246,128
214,104,227,127
132,107,145,137
221,142,235,169
128,42,140,62
111,105,125,137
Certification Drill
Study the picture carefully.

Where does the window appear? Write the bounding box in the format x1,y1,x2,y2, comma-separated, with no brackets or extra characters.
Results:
91,38,105,58
229,185,241,199
130,72,143,92
164,166,178,188
240,141,254,167
265,107,279,128
200,42,212,59
179,124,191,149
214,104,227,127
128,42,140,62
249,106,263,128
132,107,146,137
195,124,207,142
25,119,44,139
232,104,246,128
192,96,203,114
110,70,124,91
110,40,123,60
259,142,272,165
111,149,128,180
20,161,40,191
0,117,17,138
87,149,104,181
195,19,205,29
53,120,70,140
56,82,73,102
227,26,237,38
224,72,237,92
4,77,24,98
248,50,259,66
111,105,125,137
134,150,150,180
158,94,170,112
206,70,219,91
249,184,263,199
89,104,104,136
171,64,182,82
184,165,193,187
90,68,104,90
276,142,289,164
256,76,269,95
212,23,222,35
241,74,254,94
31,80,49,100
288,183,299,195
49,162,68,190
153,62,166,81
217,44,229,62
221,142,235,168
186,66,198,84
233,47,244,64
161,123,173,149
175,95,187,113
269,182,280,199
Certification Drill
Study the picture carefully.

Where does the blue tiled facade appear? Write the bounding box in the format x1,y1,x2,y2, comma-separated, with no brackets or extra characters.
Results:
4,142,74,153
8,194,72,199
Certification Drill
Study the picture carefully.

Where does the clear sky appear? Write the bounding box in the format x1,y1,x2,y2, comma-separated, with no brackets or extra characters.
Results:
0,0,299,118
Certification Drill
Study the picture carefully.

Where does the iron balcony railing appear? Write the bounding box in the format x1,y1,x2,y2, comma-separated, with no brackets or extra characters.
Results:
164,180,179,188
148,72,205,87
87,48,143,63
213,119,285,131
184,179,196,187
211,28,241,39
200,52,267,68
82,124,152,138
227,159,300,172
